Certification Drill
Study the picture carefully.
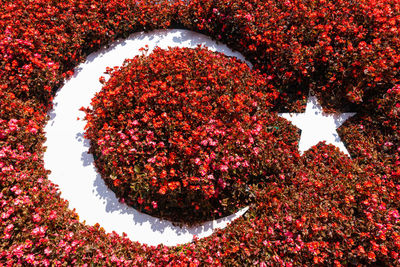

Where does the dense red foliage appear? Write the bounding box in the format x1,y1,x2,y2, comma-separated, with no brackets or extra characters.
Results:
177,0,400,112
83,46,299,224
0,0,399,266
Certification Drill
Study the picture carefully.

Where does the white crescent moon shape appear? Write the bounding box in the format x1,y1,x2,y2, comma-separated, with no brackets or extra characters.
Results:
44,29,250,246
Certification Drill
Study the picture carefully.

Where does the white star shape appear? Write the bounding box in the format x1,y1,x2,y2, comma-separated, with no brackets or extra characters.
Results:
278,96,356,157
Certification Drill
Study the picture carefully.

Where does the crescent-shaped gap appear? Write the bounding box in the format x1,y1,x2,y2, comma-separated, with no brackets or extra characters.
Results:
44,29,250,246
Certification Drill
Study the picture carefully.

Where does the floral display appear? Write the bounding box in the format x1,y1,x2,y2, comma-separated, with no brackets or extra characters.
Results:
82,46,299,225
0,0,399,266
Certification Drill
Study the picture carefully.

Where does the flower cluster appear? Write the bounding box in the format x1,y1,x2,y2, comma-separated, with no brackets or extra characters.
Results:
1,0,399,266
177,0,400,111
83,46,299,224
0,0,172,106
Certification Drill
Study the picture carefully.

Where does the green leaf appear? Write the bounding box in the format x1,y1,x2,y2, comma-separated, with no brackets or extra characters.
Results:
134,165,141,173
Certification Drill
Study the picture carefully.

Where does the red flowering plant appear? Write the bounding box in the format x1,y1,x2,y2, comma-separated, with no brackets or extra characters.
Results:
1,0,400,265
177,0,400,111
82,46,299,224
248,144,399,265
339,84,400,176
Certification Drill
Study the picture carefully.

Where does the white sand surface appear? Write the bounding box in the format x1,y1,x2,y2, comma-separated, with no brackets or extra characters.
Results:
44,29,250,246
279,96,355,156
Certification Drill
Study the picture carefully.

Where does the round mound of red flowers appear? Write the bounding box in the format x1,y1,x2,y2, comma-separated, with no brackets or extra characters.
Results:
83,46,299,224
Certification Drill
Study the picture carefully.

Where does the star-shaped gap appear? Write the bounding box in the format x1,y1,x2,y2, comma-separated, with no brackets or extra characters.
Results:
278,95,356,157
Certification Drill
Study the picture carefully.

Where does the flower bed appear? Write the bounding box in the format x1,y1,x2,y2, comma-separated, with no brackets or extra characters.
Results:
1,0,399,266
82,46,298,225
